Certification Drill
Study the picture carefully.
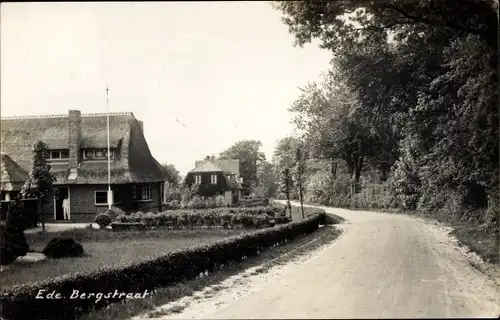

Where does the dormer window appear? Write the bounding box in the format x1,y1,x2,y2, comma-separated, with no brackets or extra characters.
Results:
95,149,105,158
49,150,69,161
82,148,115,160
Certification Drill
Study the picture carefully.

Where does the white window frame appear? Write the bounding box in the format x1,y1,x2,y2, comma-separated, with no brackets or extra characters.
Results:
195,175,201,184
95,190,121,206
94,149,106,159
82,148,115,160
211,174,217,184
83,149,94,159
49,150,69,161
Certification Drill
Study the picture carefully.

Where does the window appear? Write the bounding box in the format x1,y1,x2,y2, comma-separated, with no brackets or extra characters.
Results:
84,150,94,159
132,184,153,201
95,190,121,205
95,149,106,158
49,150,69,160
95,191,108,205
211,174,217,184
83,149,115,160
194,175,201,184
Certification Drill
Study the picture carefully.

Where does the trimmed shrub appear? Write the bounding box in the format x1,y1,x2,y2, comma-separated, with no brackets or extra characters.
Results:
94,213,112,229
0,212,324,320
163,195,230,210
115,206,281,229
0,225,29,265
42,237,84,259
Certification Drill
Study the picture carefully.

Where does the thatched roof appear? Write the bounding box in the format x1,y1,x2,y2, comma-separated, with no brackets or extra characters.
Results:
0,112,165,185
190,160,223,173
0,152,29,191
188,158,242,189
194,158,240,176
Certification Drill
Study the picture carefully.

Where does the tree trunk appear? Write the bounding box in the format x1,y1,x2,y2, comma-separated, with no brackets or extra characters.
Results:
331,159,338,179
286,194,292,219
352,156,364,195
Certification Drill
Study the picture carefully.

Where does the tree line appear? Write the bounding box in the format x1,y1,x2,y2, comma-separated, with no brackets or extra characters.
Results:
256,0,498,232
167,0,498,232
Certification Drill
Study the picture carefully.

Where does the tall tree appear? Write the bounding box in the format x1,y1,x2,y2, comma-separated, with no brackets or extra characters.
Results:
291,73,375,194
294,143,306,219
273,136,301,169
279,167,293,218
161,163,181,187
254,161,279,198
219,140,266,193
20,141,56,232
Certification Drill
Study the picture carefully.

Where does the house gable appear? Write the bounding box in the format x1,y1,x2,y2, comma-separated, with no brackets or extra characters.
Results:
0,152,29,191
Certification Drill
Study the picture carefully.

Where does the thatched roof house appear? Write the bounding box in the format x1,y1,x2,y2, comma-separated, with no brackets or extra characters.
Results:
0,110,167,219
1,111,164,185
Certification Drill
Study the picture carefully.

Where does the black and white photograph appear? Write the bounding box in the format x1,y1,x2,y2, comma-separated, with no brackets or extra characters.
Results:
0,1,499,319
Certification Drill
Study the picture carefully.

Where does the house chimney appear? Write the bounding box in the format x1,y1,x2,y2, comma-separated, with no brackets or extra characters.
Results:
68,110,81,172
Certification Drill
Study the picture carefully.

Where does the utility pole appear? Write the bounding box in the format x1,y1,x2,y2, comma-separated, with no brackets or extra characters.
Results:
106,85,113,210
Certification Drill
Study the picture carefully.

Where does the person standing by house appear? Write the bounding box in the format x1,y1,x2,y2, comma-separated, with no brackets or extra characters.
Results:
62,196,70,220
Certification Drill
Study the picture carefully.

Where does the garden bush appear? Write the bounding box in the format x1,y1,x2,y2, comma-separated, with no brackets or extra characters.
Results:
116,206,281,229
0,212,324,320
42,237,84,259
0,225,29,265
163,195,229,210
94,213,112,229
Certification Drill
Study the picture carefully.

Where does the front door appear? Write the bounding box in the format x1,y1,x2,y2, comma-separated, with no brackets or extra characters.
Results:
55,187,69,221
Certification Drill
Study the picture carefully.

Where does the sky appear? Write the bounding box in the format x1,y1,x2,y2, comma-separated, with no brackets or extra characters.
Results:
1,2,332,176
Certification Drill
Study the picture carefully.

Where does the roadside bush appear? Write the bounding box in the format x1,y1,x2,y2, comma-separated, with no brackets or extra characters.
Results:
94,213,112,229
0,225,29,265
0,212,324,320
42,237,84,259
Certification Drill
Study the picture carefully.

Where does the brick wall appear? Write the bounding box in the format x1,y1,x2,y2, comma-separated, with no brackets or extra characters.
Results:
42,183,163,222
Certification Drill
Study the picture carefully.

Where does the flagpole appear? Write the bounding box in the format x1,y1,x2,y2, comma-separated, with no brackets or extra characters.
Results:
106,85,112,210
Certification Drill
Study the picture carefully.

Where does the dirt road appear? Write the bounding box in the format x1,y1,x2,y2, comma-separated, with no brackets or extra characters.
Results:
138,203,500,319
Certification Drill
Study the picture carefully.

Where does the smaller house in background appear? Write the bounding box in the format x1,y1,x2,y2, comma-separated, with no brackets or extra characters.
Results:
184,156,244,204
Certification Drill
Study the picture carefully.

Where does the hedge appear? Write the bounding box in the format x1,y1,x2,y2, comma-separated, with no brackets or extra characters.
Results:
0,212,325,320
115,206,282,229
